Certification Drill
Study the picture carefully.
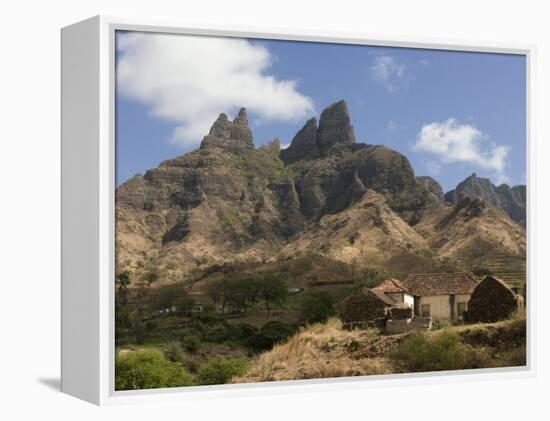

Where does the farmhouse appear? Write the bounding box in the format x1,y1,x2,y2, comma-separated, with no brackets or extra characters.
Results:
403,272,478,322
339,279,417,329
464,275,524,323
372,278,415,310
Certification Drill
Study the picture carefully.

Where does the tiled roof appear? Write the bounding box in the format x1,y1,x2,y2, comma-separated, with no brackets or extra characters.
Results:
359,287,397,306
403,272,478,296
369,289,396,306
373,278,409,294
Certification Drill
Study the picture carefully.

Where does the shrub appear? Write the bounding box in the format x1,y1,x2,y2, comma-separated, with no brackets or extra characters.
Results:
180,354,200,373
115,349,194,390
205,325,231,343
392,331,487,372
196,357,248,385
298,291,336,324
234,323,259,341
164,341,184,363
181,335,201,353
431,319,452,331
495,344,526,367
145,320,158,332
245,320,297,352
132,321,147,345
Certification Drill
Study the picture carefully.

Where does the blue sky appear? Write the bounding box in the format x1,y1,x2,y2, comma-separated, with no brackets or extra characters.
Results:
116,31,526,192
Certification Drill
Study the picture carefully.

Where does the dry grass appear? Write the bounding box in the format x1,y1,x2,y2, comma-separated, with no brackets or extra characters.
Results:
235,315,527,383
234,318,399,382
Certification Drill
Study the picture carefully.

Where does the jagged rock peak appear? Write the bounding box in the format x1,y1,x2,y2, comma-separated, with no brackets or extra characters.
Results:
201,107,253,151
445,173,526,226
208,113,232,138
233,107,249,126
281,100,357,163
280,117,319,163
316,100,356,152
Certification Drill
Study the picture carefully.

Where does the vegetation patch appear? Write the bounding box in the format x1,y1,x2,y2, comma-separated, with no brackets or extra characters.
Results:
196,357,248,385
115,349,194,390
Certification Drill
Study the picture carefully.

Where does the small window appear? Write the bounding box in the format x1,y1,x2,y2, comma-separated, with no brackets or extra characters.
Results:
457,302,467,320
421,304,431,317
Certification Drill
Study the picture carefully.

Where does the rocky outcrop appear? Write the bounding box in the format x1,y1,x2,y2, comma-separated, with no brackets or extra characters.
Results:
316,100,356,152
280,118,319,163
496,184,526,226
445,173,526,225
416,176,444,203
200,108,254,152
281,100,356,162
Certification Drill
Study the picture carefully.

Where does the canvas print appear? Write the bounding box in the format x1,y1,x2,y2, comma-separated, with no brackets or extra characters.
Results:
114,30,527,390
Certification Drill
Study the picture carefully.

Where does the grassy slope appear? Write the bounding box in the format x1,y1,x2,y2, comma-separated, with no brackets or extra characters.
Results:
235,317,526,383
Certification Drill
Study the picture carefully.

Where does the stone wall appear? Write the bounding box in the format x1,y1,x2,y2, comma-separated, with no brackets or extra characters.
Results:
339,291,389,326
465,276,522,323
385,317,432,334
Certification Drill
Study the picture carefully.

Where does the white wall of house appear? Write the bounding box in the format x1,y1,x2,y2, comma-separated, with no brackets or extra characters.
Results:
403,293,414,309
385,292,415,309
418,294,472,320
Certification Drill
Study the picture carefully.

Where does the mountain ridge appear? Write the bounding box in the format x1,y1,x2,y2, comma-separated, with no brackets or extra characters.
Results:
444,173,526,226
115,100,526,287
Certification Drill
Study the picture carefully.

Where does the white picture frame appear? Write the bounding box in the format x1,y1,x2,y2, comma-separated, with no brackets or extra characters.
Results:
61,15,536,406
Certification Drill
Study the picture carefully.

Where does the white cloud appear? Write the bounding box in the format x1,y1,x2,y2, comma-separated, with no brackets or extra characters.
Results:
387,120,397,131
413,119,509,176
117,33,314,147
280,143,291,150
371,55,408,93
426,161,442,175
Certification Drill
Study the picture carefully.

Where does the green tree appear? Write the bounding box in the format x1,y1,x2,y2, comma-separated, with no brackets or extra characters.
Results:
153,283,195,315
298,291,336,324
144,267,159,287
115,349,193,390
115,270,131,304
225,276,259,312
192,309,222,340
258,274,287,312
116,270,131,291
196,357,248,385
206,279,229,314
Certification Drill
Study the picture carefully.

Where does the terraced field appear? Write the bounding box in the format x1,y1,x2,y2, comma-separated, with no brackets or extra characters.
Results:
455,251,526,290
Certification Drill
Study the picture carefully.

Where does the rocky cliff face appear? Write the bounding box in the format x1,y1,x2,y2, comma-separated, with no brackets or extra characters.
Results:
415,195,526,274
445,173,526,226
416,176,444,204
280,100,356,163
281,100,429,224
116,100,526,284
200,107,254,152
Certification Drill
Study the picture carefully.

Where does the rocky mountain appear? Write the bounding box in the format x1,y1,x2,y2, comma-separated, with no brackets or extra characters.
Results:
276,189,428,266
116,100,526,286
416,176,445,203
416,196,525,263
445,173,526,226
